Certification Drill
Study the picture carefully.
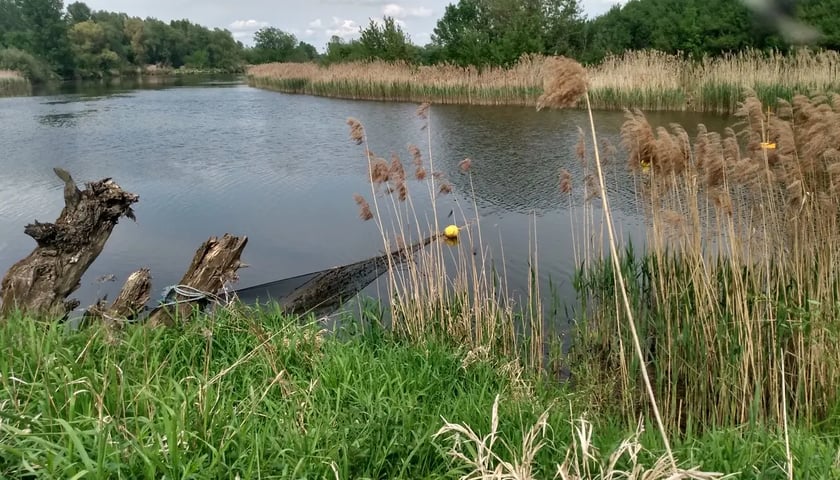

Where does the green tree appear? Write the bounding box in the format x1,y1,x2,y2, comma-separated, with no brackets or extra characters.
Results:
432,0,492,66
323,35,365,64
289,41,318,62
432,0,582,67
253,26,296,62
358,16,417,62
15,0,73,73
65,1,90,24
68,19,120,75
799,0,840,49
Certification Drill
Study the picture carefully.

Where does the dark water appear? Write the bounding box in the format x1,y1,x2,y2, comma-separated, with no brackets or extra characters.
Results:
0,77,729,321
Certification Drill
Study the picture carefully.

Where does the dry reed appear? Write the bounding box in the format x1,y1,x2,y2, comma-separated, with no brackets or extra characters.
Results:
248,49,840,113
581,91,840,432
345,104,544,369
0,70,29,97
435,396,724,480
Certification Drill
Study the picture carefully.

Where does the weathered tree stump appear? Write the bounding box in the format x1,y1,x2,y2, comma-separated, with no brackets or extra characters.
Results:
0,169,139,319
85,268,152,328
147,234,247,327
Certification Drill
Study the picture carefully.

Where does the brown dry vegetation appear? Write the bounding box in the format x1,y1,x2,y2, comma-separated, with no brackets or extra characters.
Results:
248,49,840,113
578,91,840,431
346,104,544,369
0,69,29,97
0,69,22,79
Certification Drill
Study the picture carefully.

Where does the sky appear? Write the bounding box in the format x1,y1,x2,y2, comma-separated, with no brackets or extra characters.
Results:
81,0,619,50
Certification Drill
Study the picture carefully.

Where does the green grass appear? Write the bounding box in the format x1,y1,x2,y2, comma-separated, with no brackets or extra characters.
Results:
1,305,838,478
248,76,543,106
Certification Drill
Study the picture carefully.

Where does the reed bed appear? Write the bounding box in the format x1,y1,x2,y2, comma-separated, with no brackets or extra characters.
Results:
573,91,840,432
248,49,840,113
0,69,30,97
344,103,545,370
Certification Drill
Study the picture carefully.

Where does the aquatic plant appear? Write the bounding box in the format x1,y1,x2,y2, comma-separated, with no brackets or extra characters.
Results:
574,90,840,437
0,69,30,97
248,49,840,113
345,101,545,370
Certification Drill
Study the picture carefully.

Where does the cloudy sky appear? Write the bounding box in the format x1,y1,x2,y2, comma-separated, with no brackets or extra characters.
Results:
82,0,618,50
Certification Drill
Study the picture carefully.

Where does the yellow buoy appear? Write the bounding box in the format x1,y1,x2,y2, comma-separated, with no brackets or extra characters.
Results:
444,224,459,240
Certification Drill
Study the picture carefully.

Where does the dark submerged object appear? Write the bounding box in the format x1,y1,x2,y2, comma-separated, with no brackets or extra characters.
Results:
233,233,439,318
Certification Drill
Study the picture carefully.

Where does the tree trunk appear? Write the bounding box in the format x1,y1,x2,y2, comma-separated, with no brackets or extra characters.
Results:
85,268,152,328
146,234,247,327
0,169,139,319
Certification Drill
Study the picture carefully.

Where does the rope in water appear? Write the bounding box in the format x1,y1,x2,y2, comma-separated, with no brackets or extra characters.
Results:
157,284,231,308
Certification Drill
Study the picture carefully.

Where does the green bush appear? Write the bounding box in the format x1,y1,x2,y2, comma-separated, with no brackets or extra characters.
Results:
0,47,56,83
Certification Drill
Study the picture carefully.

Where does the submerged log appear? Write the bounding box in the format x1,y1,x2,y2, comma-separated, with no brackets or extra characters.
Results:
85,268,153,328
147,234,247,327
0,169,139,318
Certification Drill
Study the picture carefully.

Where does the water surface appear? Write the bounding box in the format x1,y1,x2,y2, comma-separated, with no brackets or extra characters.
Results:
0,77,729,323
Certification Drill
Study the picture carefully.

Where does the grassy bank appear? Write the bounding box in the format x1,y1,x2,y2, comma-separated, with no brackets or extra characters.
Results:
4,59,840,478
248,49,840,113
1,309,838,478
0,70,30,97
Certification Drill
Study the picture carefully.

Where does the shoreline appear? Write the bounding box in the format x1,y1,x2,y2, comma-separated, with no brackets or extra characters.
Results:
247,49,840,113
0,71,30,97
0,69,245,99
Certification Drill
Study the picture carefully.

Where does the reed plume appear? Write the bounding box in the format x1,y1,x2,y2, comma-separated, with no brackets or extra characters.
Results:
536,56,588,110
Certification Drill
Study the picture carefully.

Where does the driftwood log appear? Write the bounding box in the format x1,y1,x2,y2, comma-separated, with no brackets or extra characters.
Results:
0,169,139,318
147,234,247,327
84,268,152,328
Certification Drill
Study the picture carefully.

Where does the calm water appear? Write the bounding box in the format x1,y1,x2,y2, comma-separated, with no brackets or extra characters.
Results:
0,77,728,322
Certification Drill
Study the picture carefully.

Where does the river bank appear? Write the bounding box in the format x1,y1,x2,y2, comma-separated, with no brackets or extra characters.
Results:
0,70,30,97
1,308,836,478
248,49,840,113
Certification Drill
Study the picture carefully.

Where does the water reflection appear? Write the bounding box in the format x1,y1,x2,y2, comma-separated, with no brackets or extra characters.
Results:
38,109,97,127
0,80,730,321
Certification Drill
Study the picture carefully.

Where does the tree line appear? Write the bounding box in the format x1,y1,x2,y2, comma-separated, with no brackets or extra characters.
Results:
324,0,840,67
0,0,257,80
2,0,839,81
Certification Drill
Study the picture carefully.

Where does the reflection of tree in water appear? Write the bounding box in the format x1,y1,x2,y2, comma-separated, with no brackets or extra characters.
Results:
38,109,97,127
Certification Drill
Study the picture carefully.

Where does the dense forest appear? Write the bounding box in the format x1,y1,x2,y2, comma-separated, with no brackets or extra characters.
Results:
1,0,839,81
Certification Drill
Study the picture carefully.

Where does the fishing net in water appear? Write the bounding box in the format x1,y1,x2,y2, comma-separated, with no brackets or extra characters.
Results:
232,233,438,318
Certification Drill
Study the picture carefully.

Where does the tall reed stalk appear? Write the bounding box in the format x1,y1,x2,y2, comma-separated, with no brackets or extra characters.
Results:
248,49,840,113
575,91,840,432
346,105,543,369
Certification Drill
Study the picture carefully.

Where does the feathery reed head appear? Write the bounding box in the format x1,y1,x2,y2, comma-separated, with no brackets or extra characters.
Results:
536,56,588,111
559,169,572,194
347,117,365,145
370,156,390,185
416,102,431,119
353,193,373,221
459,158,472,173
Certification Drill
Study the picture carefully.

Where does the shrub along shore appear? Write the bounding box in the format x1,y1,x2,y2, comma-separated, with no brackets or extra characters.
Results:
0,69,30,97
248,49,840,114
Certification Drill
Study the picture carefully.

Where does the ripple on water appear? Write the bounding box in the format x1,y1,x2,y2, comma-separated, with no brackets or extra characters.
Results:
0,80,728,318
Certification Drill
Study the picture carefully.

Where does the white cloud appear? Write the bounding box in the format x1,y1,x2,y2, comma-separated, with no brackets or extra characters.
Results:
228,19,269,31
382,4,433,19
326,17,360,40
308,18,323,28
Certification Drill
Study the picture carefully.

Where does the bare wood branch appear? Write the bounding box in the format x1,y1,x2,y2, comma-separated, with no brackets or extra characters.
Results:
0,171,139,318
147,234,247,327
85,268,153,328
